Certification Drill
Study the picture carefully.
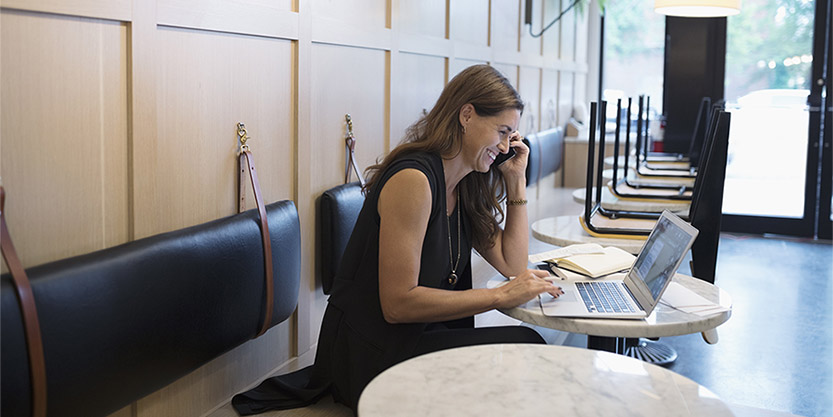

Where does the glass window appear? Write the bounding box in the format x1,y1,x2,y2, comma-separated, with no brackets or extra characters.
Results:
602,1,665,122
722,0,815,218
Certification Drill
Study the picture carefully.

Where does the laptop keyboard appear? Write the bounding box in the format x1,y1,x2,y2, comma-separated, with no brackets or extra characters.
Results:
576,281,639,313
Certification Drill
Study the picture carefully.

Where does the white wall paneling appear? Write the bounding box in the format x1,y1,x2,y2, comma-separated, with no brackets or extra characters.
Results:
541,68,559,131
0,0,131,21
157,0,298,40
449,0,489,46
518,65,542,136
490,0,521,64
398,0,445,38
0,9,129,269
390,52,445,146
137,26,294,236
558,71,575,125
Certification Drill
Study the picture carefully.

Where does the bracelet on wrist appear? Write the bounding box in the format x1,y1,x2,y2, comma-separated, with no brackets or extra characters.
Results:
507,199,528,206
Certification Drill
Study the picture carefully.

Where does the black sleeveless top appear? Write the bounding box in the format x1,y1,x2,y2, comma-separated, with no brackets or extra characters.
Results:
325,151,474,405
232,151,475,415
332,150,472,296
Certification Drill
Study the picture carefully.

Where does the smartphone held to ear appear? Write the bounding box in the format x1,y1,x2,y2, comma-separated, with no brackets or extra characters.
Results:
492,147,516,169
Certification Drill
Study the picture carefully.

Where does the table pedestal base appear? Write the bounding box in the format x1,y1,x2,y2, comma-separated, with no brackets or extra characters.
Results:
588,336,678,366
623,339,678,366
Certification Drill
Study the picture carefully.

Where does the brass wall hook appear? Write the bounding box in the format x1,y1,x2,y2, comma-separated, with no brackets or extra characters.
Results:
345,114,355,139
237,122,250,152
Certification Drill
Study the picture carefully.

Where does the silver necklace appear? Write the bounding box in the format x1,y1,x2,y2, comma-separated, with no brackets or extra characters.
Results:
447,190,461,285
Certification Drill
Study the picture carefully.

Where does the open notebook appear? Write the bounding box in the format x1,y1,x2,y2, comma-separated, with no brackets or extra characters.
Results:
540,211,698,319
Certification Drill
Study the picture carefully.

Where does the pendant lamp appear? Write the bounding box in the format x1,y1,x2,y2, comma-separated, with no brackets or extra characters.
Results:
654,0,741,17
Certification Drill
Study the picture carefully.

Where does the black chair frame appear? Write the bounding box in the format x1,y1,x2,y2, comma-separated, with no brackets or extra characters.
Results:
610,102,698,201
582,101,652,237
584,103,730,240
613,98,694,194
592,99,677,221
634,96,696,179
687,110,731,284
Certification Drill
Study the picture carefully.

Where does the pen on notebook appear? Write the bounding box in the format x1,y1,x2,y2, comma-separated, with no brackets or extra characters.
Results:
535,263,564,280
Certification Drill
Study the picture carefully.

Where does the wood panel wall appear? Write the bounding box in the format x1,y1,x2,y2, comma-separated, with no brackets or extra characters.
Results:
0,1,591,415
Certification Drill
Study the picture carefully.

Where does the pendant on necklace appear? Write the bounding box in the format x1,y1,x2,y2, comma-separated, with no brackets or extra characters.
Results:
448,273,458,285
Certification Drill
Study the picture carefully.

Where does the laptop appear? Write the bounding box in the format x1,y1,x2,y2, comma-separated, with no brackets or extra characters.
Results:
540,211,698,319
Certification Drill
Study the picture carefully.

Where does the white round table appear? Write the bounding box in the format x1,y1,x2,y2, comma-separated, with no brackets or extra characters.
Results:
603,169,695,187
358,344,735,417
497,273,732,339
604,155,636,169
571,187,690,214
531,215,646,255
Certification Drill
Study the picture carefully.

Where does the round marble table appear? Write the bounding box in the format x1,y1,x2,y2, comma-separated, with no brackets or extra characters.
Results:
603,169,695,187
531,215,646,254
604,155,636,169
571,187,690,214
497,273,732,339
603,156,689,170
358,344,734,417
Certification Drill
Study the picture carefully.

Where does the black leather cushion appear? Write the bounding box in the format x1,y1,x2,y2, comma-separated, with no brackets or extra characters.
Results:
317,182,365,294
525,127,564,187
1,200,301,417
523,135,536,186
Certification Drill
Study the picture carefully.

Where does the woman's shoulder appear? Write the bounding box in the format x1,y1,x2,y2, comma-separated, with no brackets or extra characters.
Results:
391,150,440,168
376,151,443,204
385,151,441,182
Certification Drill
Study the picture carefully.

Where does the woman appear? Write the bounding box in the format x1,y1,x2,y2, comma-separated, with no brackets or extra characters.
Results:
233,64,563,415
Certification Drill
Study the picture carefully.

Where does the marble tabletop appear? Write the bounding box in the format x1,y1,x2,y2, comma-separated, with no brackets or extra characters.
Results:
603,169,696,187
604,156,691,170
571,187,691,214
531,215,647,254
358,344,734,417
605,155,691,172
496,273,732,339
604,155,637,169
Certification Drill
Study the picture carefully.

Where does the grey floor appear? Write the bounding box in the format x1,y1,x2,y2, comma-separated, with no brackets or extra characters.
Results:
564,233,833,417
666,234,833,417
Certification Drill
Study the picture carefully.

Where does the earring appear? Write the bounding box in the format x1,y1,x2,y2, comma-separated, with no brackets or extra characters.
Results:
462,126,467,134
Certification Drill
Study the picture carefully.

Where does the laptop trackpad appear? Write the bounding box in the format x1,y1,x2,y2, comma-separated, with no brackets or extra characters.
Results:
543,287,578,303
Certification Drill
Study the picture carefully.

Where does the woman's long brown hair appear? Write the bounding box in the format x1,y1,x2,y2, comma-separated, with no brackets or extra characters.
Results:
364,64,524,251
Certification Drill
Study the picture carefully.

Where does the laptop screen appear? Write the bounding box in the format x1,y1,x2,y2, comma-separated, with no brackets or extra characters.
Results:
632,214,695,301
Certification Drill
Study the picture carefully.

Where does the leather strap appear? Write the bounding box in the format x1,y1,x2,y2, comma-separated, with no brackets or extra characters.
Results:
344,115,366,187
345,136,366,187
1,187,47,417
238,151,274,338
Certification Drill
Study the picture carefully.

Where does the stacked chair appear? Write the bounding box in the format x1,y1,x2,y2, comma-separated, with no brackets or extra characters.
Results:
608,100,725,204
630,96,697,180
579,99,730,241
639,97,711,172
609,98,715,201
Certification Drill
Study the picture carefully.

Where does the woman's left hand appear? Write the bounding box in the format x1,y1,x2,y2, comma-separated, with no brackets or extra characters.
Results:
498,131,529,181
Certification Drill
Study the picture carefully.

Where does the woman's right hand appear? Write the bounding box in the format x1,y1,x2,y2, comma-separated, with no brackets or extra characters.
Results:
494,269,564,309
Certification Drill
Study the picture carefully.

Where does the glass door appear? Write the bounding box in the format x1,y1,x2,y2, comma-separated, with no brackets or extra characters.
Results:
721,0,830,238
